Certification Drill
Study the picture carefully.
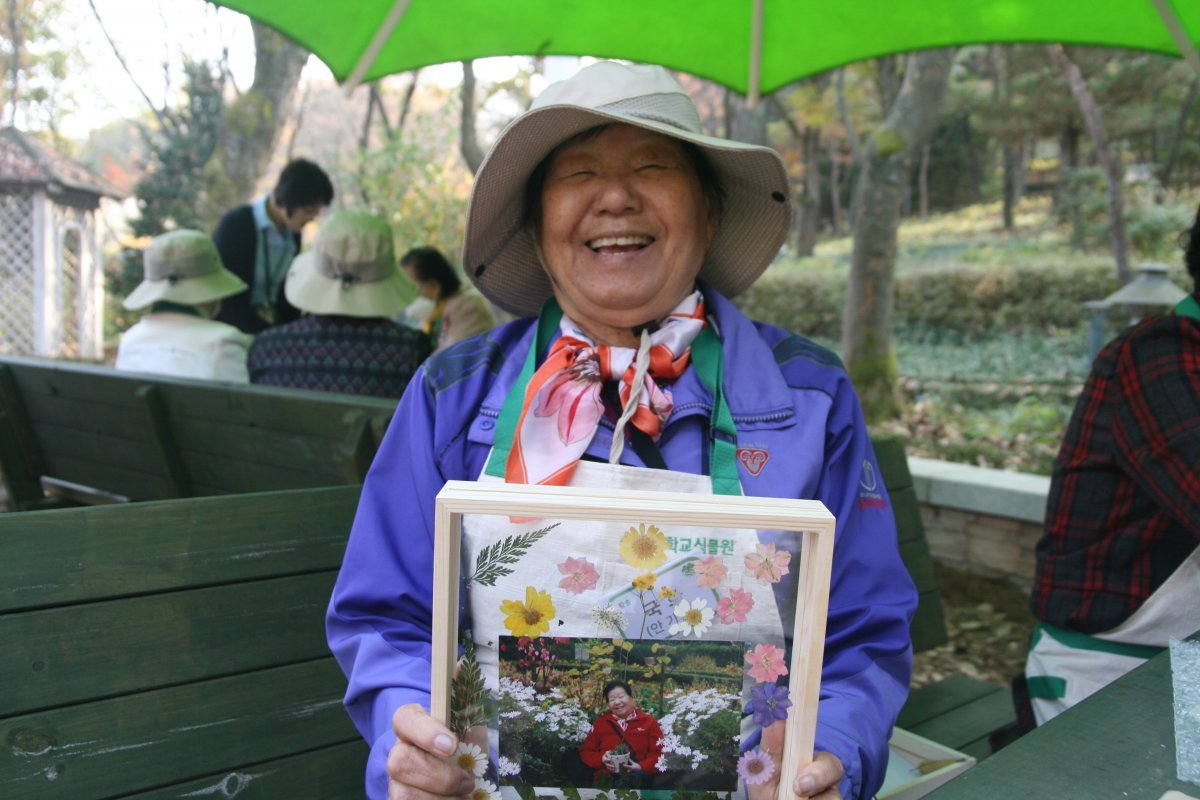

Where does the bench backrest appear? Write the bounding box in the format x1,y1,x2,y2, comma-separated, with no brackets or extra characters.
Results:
0,485,366,799
872,435,950,653
0,355,396,509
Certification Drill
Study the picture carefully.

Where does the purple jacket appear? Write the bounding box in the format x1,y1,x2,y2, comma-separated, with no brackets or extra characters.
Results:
326,286,916,799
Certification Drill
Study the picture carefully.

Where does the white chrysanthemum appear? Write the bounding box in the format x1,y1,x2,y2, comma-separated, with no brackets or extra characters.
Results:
497,756,521,777
468,778,501,800
667,597,715,637
451,742,487,778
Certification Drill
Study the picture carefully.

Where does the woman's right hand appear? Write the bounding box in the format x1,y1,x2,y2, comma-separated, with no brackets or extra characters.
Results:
387,704,476,799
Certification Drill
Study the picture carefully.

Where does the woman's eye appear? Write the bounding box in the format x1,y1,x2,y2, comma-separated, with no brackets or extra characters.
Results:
636,163,665,172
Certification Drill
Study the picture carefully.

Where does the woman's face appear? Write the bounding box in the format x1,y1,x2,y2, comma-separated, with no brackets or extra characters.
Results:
536,124,715,343
606,686,635,717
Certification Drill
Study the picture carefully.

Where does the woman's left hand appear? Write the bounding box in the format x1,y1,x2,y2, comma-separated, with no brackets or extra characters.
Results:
750,722,844,799
791,751,845,799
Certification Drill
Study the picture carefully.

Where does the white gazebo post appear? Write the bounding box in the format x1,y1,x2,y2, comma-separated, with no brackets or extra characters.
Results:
0,127,123,360
31,190,60,357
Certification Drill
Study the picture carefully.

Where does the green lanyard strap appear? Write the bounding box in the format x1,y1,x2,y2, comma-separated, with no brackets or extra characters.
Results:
1176,294,1200,322
484,299,741,495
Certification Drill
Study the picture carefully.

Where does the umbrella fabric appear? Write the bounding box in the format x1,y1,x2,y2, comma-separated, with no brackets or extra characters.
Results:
213,0,1198,96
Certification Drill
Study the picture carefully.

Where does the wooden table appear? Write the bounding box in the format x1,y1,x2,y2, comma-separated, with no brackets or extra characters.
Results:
925,637,1199,800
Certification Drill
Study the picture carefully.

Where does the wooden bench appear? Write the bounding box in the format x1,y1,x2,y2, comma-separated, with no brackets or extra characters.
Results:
873,436,1019,761
0,484,367,799
0,355,395,510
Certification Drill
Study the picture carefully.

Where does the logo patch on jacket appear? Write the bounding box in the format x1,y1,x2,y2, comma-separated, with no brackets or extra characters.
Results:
858,458,889,510
736,448,769,476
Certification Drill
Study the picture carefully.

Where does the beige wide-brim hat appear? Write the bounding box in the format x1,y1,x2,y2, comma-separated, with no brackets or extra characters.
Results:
463,60,792,317
284,210,416,317
124,229,247,310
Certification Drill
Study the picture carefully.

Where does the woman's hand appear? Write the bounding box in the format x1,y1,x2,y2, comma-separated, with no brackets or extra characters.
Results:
600,751,620,773
792,751,845,799
749,722,845,800
386,704,476,799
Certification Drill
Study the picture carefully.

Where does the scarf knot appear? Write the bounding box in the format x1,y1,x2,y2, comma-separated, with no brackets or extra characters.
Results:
506,291,706,487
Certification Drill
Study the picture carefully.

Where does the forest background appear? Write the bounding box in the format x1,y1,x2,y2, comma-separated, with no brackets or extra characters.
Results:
5,0,1200,477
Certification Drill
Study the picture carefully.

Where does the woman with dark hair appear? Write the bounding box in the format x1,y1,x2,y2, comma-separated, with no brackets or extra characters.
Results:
579,681,663,783
400,246,497,352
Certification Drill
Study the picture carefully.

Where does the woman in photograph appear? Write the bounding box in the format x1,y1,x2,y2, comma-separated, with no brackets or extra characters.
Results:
579,681,664,784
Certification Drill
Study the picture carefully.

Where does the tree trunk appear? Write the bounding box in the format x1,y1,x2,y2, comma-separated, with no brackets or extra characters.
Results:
829,139,843,238
1160,78,1199,189
1002,143,1017,230
723,88,768,145
796,126,822,256
836,67,864,233
1047,44,1131,286
460,61,485,175
842,48,956,425
1054,118,1082,213
7,0,18,126
216,22,309,212
918,142,930,220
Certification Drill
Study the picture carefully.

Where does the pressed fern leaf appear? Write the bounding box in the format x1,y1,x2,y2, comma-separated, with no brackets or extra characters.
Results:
466,522,559,586
449,640,489,737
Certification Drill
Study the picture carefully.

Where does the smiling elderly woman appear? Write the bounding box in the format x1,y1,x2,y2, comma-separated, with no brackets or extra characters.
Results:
326,62,916,800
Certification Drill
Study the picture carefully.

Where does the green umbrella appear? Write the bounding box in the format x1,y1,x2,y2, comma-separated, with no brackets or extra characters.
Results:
214,0,1198,100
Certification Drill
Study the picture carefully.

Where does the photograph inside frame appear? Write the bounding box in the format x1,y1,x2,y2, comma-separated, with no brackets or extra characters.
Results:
448,505,814,799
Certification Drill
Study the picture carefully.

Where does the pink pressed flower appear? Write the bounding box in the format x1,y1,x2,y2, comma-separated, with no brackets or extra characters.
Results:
557,556,600,594
717,587,756,623
745,643,789,683
736,747,776,785
693,555,728,589
744,542,791,585
534,359,603,444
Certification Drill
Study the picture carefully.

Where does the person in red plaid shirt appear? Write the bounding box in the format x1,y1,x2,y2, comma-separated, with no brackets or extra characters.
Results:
1024,204,1200,726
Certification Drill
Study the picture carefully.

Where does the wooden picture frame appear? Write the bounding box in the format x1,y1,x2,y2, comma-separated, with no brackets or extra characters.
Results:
431,480,835,799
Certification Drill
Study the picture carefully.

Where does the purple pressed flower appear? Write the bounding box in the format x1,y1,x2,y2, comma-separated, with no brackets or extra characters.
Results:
737,747,776,785
744,681,792,728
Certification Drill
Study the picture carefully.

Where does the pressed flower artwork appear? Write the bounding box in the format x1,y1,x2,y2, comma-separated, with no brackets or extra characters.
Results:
744,681,792,728
556,556,599,594
619,523,670,570
737,748,776,785
745,643,789,683
452,742,488,778
667,597,715,637
438,483,835,800
745,541,791,585
499,586,556,638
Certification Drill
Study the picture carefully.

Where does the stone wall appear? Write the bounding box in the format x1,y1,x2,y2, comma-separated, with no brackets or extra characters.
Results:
908,457,1051,590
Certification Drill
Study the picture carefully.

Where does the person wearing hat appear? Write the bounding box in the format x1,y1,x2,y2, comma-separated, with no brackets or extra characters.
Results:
400,245,498,352
327,62,915,800
115,229,252,382
247,211,431,397
213,158,335,335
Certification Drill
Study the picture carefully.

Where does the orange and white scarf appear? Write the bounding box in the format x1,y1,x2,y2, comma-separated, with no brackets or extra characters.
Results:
505,292,706,487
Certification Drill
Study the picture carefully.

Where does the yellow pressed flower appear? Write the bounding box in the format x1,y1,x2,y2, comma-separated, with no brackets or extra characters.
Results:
619,523,669,570
632,572,657,591
658,586,676,600
499,586,555,638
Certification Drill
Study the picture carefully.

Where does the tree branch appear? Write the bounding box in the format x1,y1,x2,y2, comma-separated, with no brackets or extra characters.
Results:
86,0,169,129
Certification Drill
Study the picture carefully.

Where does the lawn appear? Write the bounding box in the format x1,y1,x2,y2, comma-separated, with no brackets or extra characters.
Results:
761,195,1197,475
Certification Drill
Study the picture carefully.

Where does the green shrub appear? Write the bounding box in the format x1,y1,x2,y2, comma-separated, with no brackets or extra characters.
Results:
736,261,1128,339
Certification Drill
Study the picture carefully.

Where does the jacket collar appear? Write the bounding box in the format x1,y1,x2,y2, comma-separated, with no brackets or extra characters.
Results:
478,283,794,427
